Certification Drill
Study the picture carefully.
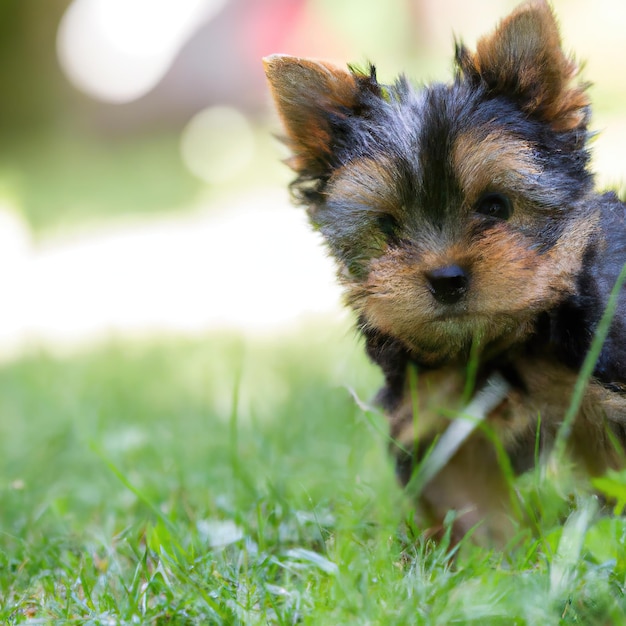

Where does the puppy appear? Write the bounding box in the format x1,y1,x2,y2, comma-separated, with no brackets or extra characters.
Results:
264,0,626,543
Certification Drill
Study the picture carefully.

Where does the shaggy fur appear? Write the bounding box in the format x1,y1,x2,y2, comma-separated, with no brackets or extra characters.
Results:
264,0,626,543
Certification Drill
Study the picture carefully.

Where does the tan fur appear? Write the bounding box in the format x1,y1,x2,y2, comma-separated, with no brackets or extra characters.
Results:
459,0,589,131
388,367,522,544
263,55,359,173
350,212,598,365
453,131,540,203
327,157,402,218
389,356,626,543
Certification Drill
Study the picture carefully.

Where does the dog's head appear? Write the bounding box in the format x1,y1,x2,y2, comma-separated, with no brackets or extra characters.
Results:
264,0,597,365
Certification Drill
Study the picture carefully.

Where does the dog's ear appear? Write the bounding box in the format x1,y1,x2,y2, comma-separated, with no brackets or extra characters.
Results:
263,55,376,176
455,0,589,131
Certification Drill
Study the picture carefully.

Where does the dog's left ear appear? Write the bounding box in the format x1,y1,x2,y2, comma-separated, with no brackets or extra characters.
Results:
263,55,378,176
455,0,589,131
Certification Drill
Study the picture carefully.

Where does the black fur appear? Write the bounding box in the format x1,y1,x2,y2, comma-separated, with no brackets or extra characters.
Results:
553,193,626,384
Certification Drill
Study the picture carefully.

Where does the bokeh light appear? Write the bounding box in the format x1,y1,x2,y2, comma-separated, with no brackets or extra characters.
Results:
180,106,255,184
56,0,225,103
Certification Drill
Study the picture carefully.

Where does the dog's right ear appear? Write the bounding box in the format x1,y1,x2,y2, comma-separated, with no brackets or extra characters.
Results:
263,55,369,176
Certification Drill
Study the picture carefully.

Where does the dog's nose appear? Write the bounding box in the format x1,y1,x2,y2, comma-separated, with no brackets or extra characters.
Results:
425,265,468,305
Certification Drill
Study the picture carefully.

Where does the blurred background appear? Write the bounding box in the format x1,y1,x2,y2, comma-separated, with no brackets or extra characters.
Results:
1,0,626,361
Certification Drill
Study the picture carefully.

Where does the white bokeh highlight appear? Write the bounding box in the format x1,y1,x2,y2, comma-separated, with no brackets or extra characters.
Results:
180,107,256,184
0,191,342,362
56,0,225,103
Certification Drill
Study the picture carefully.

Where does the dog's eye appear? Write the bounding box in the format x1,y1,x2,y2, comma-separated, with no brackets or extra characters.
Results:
475,193,512,220
377,214,399,237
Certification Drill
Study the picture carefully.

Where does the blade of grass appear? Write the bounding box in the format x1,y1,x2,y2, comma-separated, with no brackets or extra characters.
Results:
462,336,482,404
409,363,421,476
90,442,176,532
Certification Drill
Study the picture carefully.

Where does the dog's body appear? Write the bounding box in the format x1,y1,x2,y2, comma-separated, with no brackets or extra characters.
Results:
264,0,626,542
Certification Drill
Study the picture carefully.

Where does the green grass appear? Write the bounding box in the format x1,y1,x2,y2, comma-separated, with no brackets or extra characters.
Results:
1,325,626,623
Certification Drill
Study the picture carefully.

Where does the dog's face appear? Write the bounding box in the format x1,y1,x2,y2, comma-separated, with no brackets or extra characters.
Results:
265,0,598,365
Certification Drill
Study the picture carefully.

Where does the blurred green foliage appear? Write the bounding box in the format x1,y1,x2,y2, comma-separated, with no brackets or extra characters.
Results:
0,132,201,233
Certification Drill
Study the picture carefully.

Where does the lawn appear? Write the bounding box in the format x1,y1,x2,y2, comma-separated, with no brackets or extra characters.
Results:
1,125,625,623
1,323,626,624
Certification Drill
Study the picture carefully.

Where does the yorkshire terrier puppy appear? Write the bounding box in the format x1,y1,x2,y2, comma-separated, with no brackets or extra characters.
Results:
264,0,626,543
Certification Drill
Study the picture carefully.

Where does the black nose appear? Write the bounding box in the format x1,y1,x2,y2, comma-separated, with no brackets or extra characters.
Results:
425,265,468,305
